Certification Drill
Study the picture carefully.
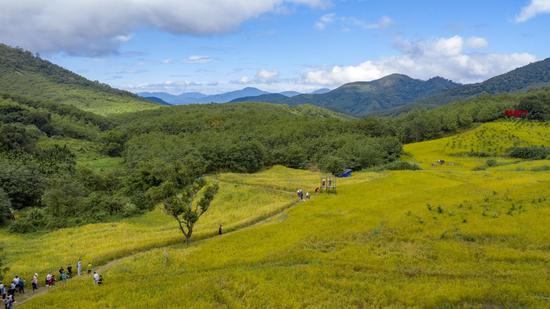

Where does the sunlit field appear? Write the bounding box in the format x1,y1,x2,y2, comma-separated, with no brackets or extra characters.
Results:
16,121,550,308
0,169,306,282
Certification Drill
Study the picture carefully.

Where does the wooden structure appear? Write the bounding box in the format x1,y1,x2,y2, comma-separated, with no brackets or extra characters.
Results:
320,175,337,193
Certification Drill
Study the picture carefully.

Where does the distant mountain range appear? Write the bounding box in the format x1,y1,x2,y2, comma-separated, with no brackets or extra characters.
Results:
231,75,461,115
283,75,461,116
138,87,331,105
231,58,550,116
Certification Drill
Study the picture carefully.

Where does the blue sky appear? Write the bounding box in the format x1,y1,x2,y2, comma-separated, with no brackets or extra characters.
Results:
2,0,550,94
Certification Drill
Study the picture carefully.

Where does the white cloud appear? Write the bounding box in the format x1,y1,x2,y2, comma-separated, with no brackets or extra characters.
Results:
0,0,329,56
233,69,280,84
162,58,173,64
305,35,536,86
516,0,550,22
256,69,279,81
238,76,251,84
315,14,392,31
315,13,336,30
186,55,211,64
466,37,489,49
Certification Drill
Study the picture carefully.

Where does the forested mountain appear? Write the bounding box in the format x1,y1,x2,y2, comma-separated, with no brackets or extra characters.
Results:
233,74,460,116
232,59,550,116
410,57,550,109
286,75,460,116
230,93,289,103
0,44,156,115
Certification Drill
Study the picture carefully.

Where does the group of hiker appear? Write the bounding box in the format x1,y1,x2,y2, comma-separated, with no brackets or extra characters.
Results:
1,259,103,308
296,189,310,201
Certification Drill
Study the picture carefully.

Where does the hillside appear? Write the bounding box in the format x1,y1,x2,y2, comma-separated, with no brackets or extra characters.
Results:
15,120,550,308
142,96,171,106
232,74,460,116
0,44,157,115
230,93,289,103
289,75,460,116
233,59,550,117
411,57,550,108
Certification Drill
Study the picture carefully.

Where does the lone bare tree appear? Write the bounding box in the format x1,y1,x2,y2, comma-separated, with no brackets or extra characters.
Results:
163,179,219,245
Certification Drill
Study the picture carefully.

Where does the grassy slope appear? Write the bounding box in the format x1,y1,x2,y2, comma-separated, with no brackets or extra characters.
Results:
0,72,158,116
12,121,550,308
0,168,306,280
0,44,157,116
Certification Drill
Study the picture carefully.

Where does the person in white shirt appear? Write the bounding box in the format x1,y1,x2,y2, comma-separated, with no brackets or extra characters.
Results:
77,260,82,276
93,272,100,284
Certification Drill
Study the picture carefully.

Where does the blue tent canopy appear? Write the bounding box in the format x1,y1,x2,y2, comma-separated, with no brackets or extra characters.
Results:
338,169,352,178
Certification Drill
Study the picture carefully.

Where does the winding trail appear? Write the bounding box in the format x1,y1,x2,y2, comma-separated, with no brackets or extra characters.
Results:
14,199,302,306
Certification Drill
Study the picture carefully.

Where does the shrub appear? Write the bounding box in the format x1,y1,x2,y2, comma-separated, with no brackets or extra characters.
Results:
486,159,498,167
508,146,550,160
9,207,47,233
379,161,422,171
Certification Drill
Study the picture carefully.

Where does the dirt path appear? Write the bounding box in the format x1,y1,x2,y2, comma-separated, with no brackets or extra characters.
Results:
14,199,301,306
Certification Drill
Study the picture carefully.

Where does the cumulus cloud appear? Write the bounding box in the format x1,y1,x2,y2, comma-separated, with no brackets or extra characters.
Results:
466,37,489,49
516,0,550,22
233,69,280,85
186,55,211,64
256,69,279,81
305,35,536,86
315,14,392,31
0,0,328,56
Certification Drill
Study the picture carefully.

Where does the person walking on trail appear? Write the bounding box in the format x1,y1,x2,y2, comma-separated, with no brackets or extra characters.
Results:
3,294,14,309
67,264,73,278
218,224,223,235
87,262,93,275
0,283,5,300
10,278,18,293
77,260,82,276
60,271,68,282
93,272,100,285
305,192,310,200
32,273,38,293
297,189,303,200
7,283,15,302
16,278,24,294
98,274,103,285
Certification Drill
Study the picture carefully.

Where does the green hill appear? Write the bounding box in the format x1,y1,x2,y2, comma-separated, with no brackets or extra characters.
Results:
232,74,460,116
235,74,460,116
234,59,550,117
0,44,157,115
290,75,460,116
410,57,550,109
230,93,289,104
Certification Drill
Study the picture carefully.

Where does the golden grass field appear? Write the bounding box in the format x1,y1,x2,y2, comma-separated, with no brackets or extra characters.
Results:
2,120,549,308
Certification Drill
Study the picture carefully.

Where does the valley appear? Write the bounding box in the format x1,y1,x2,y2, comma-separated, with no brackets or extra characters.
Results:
7,121,550,308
